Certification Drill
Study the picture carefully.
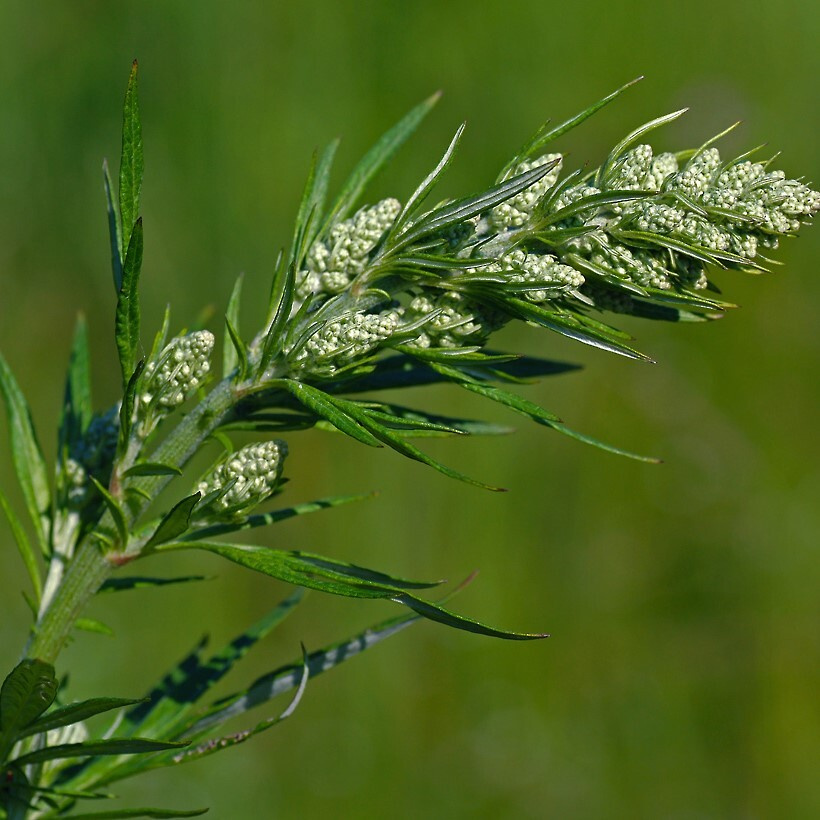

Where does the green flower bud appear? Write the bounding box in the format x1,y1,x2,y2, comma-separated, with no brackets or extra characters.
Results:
142,331,214,409
490,154,563,229
198,440,288,515
482,249,584,303
405,291,506,349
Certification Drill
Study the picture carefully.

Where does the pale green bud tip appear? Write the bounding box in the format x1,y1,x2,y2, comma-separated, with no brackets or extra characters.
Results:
298,198,402,298
143,330,215,408
198,440,288,512
491,153,563,229
293,310,400,374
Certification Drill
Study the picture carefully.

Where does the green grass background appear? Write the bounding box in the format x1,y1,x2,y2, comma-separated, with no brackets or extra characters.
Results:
1,1,818,817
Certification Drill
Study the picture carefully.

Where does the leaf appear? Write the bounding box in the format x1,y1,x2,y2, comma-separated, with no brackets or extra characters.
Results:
188,611,419,735
394,162,556,250
122,462,183,478
144,494,201,550
222,273,244,377
274,380,382,447
20,698,143,739
184,492,375,541
290,139,339,268
427,360,659,462
148,651,309,769
75,618,116,637
110,593,304,746
333,396,503,490
324,91,440,228
160,542,546,640
0,487,42,602
99,575,208,594
118,358,145,450
0,660,57,742
119,60,144,255
224,315,249,382
103,159,124,290
89,477,128,547
0,351,52,553
11,738,188,767
115,219,144,389
598,109,689,186
501,76,643,176
389,123,465,236
258,261,296,376
59,313,93,450
65,810,207,819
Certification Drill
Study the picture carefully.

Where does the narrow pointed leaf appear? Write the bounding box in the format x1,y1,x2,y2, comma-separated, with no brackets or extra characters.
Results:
75,618,115,636
144,494,201,550
65,810,207,819
99,576,208,594
103,159,124,289
89,477,128,546
222,274,244,377
291,139,339,267
0,487,42,601
115,219,144,388
224,315,249,381
122,462,183,478
0,352,52,552
325,91,440,227
118,358,145,449
11,737,188,767
119,60,143,253
20,698,144,738
59,314,93,449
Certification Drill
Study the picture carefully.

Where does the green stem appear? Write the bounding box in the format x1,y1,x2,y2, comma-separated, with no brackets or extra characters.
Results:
24,379,240,663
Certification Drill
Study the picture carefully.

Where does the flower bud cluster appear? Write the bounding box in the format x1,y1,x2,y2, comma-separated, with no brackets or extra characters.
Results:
481,249,585,303
490,154,563,230
297,199,402,299
198,440,287,514
405,291,506,349
142,331,214,409
292,309,401,375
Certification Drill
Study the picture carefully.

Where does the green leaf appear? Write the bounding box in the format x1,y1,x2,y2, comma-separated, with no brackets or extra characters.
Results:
64,810,207,819
161,542,546,640
115,219,144,389
118,358,145,450
75,618,116,636
333,396,503,490
224,315,249,382
122,462,183,478
66,809,208,820
188,611,418,735
290,139,339,268
0,352,52,553
0,487,42,602
395,162,555,250
103,159,124,290
59,314,93,450
598,108,688,186
427,360,658,462
109,593,303,746
119,60,144,254
99,575,208,594
222,273,244,377
89,476,128,547
0,660,57,743
11,737,188,767
144,494,201,550
324,91,440,228
184,492,375,541
258,262,297,376
20,698,143,739
274,380,382,447
501,76,643,176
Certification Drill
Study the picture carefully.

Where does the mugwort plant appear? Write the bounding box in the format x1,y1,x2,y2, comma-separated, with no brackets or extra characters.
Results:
1,63,817,817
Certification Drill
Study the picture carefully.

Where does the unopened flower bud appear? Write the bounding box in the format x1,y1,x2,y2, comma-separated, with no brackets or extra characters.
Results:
142,331,214,409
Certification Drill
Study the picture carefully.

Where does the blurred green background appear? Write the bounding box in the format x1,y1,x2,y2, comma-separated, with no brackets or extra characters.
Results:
1,1,818,817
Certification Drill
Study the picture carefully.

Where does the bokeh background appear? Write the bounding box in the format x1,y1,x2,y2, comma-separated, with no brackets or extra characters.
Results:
1,1,818,817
